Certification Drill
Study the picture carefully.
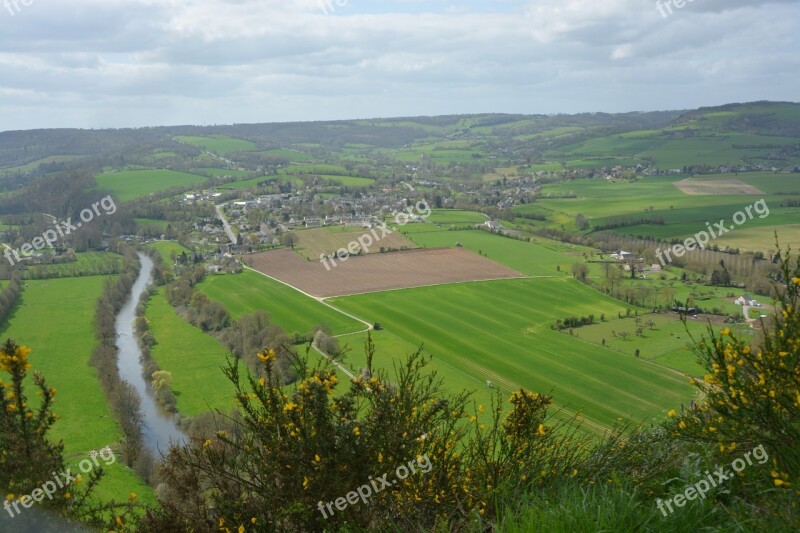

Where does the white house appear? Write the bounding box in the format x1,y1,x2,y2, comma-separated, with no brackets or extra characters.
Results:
735,294,758,307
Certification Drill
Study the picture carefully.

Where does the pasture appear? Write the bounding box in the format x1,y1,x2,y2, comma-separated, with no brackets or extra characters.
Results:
425,209,488,225
405,228,591,276
330,277,694,433
0,277,154,504
22,251,122,279
147,241,193,263
197,269,362,336
144,290,236,416
175,135,258,154
94,169,208,201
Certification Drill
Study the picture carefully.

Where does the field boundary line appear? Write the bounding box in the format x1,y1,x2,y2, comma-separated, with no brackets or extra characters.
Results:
321,275,550,299
243,266,370,335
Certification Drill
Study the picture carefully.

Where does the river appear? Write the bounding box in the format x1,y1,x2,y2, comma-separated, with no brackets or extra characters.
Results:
115,253,186,457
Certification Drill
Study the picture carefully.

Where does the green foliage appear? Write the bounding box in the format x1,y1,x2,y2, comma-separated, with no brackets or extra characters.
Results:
675,248,800,491
143,336,597,531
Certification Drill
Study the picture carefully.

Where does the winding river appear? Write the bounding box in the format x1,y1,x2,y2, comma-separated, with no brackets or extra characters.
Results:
115,253,186,457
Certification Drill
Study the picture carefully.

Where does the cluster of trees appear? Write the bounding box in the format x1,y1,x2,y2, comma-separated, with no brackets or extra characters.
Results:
163,265,298,380
135,285,177,414
0,270,22,324
592,215,665,231
552,314,595,331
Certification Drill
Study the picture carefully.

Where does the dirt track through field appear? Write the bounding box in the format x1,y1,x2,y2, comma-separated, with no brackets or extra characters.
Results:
247,248,525,298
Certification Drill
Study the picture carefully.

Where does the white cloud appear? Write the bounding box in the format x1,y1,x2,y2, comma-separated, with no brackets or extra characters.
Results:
0,0,797,130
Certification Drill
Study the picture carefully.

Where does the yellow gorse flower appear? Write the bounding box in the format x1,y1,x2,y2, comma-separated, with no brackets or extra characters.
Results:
257,349,276,364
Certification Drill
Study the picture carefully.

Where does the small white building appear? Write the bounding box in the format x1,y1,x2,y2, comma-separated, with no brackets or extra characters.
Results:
735,294,758,307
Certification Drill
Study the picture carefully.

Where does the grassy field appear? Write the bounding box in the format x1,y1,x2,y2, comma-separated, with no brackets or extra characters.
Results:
197,270,363,336
95,169,208,201
175,135,258,154
561,313,731,376
425,209,488,225
0,155,83,174
0,277,154,505
514,173,800,250
22,252,122,279
404,228,591,277
146,241,192,263
144,290,236,417
331,277,694,433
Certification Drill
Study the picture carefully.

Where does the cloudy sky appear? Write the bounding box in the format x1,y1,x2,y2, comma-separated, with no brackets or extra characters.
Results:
0,0,798,131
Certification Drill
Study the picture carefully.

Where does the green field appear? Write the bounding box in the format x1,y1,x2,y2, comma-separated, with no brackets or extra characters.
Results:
145,290,236,417
22,251,122,279
425,209,488,225
331,278,694,433
198,270,362,336
561,314,729,376
146,241,193,263
0,277,153,504
514,173,800,249
405,228,590,276
256,149,314,162
95,169,208,201
0,155,83,174
175,135,258,154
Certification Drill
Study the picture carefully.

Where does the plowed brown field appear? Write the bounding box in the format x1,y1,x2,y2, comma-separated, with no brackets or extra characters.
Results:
247,248,525,298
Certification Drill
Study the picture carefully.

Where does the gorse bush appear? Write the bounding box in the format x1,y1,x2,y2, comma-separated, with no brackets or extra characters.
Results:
143,336,600,532
667,247,800,529
674,248,800,488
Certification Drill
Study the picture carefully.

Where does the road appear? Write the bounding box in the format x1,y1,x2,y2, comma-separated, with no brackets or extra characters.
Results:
215,204,237,244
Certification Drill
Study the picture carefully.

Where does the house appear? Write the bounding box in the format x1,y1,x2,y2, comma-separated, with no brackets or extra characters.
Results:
484,220,502,231
610,251,632,261
735,294,758,307
650,264,662,272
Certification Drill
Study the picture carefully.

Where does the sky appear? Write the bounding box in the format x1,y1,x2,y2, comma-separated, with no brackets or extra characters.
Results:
0,0,798,132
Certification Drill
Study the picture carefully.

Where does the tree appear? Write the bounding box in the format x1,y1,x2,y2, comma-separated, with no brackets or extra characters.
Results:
281,233,299,250
571,263,589,282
